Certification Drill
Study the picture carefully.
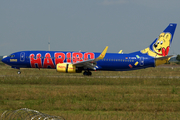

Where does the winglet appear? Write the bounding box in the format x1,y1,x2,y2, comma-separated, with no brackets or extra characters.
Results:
96,46,108,60
118,50,123,54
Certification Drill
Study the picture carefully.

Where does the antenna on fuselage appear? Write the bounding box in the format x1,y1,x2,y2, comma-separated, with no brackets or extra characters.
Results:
48,36,50,51
48,42,50,51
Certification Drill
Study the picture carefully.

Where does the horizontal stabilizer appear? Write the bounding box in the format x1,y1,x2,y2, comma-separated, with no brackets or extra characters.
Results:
155,55,174,60
155,55,174,66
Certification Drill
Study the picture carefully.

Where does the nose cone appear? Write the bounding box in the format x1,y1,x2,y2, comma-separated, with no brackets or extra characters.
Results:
1,56,8,64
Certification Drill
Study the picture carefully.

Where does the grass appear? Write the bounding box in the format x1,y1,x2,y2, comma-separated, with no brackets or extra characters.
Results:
0,63,180,119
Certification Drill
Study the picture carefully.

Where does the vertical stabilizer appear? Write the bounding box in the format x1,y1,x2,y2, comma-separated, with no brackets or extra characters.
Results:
140,23,177,57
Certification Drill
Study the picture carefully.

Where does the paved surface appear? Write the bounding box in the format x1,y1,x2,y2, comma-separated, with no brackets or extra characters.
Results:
0,75,180,79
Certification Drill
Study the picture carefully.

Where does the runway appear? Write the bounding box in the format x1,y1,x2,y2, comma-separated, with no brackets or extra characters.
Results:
0,75,180,79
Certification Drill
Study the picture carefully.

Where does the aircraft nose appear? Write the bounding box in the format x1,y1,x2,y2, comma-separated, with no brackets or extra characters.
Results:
1,56,8,64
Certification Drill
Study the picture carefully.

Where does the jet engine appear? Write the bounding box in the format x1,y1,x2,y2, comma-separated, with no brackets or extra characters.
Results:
56,63,82,73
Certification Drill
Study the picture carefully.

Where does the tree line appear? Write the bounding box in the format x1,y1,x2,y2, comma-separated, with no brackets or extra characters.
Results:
176,55,180,64
0,56,2,61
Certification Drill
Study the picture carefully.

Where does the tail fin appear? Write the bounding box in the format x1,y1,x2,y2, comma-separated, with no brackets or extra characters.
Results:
140,23,177,57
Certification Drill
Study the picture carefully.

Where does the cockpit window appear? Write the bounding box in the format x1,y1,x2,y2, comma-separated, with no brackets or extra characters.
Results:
9,55,15,58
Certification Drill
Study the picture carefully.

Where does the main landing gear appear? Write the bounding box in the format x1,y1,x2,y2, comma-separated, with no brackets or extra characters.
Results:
83,71,92,76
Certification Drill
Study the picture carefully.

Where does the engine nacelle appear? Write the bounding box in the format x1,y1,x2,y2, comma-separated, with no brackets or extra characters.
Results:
56,63,82,73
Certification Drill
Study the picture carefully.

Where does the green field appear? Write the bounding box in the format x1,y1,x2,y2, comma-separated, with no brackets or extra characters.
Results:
1,62,180,120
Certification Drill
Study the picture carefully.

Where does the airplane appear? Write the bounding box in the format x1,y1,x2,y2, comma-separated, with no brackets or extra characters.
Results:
1,23,177,76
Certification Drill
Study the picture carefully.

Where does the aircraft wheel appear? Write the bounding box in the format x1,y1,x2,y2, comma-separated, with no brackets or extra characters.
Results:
88,71,92,76
83,71,92,76
17,71,21,74
83,71,87,76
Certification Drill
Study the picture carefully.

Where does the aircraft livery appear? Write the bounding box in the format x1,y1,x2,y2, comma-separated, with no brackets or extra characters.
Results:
1,23,177,75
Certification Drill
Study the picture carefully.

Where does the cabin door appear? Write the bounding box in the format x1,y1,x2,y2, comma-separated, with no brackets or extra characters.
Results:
139,57,144,66
20,52,25,62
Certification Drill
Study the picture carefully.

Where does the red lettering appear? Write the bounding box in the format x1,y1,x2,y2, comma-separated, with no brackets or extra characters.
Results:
30,52,95,68
30,54,42,68
84,52,95,61
55,53,65,64
72,52,83,63
58,66,66,69
69,67,74,70
66,52,71,63
43,53,55,68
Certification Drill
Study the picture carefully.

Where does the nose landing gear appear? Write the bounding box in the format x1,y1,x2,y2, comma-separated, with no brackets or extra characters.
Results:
17,71,21,74
17,69,21,74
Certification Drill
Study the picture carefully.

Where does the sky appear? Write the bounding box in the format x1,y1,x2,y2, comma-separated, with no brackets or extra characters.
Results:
0,0,180,56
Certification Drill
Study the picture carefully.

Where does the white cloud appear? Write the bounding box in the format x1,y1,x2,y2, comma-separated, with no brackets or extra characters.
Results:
102,0,179,8
132,0,180,9
102,0,128,5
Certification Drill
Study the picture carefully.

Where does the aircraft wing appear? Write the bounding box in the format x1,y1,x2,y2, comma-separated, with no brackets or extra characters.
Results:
73,46,108,70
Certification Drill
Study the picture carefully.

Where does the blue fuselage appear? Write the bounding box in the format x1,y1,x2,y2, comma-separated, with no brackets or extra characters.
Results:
2,51,155,71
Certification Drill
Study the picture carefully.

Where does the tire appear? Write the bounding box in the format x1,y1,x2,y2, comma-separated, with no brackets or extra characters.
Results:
17,71,21,74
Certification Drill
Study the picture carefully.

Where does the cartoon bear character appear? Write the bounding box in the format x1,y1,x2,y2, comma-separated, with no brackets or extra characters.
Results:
141,32,172,57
